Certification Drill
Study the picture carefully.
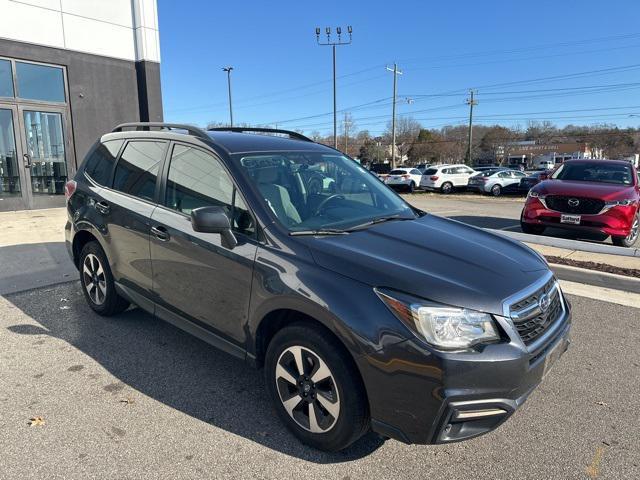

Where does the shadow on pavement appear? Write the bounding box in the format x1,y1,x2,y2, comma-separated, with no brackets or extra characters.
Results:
5,283,385,463
0,242,77,295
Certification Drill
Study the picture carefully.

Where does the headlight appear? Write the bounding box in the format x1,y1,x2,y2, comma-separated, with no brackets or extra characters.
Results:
528,190,544,199
375,289,500,349
605,199,634,208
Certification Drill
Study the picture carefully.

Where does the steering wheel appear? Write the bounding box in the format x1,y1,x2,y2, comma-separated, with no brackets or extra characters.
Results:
313,194,345,216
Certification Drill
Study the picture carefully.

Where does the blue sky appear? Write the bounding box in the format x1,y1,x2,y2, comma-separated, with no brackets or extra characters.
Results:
159,0,640,136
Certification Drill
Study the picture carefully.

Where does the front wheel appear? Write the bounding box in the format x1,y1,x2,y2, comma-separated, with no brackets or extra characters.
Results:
612,214,639,247
491,184,502,196
264,323,369,451
79,242,130,316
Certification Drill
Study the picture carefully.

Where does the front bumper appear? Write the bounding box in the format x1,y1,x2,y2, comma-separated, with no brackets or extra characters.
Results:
357,288,572,444
522,199,636,237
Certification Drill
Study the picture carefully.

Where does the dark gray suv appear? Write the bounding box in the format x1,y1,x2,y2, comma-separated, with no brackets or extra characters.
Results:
65,123,571,451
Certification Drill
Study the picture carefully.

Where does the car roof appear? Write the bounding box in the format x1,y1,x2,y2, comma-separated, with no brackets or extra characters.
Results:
102,125,338,156
563,158,634,167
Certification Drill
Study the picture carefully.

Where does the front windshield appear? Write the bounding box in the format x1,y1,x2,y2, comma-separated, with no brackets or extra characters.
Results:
236,151,417,232
551,162,634,185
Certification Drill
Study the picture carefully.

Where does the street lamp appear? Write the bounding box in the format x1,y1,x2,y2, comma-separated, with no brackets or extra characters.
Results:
222,66,234,127
315,26,353,150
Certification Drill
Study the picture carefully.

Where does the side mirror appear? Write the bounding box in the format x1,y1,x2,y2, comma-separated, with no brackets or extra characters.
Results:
190,206,237,249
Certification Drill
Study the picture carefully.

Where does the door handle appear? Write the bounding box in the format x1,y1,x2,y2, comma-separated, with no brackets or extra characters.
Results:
23,153,32,169
151,225,170,241
95,201,110,215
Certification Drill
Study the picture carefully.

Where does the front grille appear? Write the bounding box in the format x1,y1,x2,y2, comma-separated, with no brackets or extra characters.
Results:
509,279,563,345
545,195,605,214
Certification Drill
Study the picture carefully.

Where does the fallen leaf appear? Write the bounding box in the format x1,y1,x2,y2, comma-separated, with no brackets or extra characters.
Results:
29,416,45,427
595,401,609,407
60,298,68,302
59,306,71,310
119,398,135,405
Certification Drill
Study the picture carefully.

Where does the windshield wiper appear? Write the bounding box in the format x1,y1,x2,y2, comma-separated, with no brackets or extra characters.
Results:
289,228,348,236
344,214,414,232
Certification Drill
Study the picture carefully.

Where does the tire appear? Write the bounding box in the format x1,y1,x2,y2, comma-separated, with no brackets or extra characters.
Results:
441,182,453,194
520,221,546,235
491,184,502,197
264,322,369,451
611,213,639,248
79,241,130,316
407,181,415,193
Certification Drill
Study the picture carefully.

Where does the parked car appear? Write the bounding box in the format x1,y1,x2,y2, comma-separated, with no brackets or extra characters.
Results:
66,123,571,452
420,164,477,193
521,159,640,247
468,169,527,196
415,163,431,174
473,165,505,172
518,170,551,194
383,167,423,192
368,162,391,180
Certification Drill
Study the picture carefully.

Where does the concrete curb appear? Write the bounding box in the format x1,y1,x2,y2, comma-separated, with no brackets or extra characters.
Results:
488,229,640,257
549,263,640,294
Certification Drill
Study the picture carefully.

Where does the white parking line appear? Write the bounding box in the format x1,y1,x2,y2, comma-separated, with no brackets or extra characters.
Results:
560,280,640,309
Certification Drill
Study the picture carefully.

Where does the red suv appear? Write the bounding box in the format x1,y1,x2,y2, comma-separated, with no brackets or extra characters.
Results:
521,159,640,247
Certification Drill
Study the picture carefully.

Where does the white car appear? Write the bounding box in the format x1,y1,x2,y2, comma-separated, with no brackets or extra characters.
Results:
420,164,477,194
383,167,423,192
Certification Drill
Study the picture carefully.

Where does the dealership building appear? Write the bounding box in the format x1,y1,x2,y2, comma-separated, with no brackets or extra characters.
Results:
0,0,163,211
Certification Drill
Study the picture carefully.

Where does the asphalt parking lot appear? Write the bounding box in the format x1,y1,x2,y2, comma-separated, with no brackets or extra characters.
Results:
1,282,638,479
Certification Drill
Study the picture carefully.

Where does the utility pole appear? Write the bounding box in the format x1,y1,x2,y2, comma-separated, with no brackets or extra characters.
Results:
316,26,353,150
466,89,478,165
222,66,234,127
386,63,403,169
343,112,351,154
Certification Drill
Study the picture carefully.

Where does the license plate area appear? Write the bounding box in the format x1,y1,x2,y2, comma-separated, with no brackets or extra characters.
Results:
560,214,581,224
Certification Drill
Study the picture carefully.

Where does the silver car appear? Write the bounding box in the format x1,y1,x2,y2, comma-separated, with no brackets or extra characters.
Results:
468,169,527,196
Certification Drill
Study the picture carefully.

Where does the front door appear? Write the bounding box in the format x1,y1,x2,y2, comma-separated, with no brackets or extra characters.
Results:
18,106,71,209
0,104,29,210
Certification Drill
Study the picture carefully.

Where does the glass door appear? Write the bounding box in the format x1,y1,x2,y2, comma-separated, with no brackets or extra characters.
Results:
18,106,71,209
0,104,29,211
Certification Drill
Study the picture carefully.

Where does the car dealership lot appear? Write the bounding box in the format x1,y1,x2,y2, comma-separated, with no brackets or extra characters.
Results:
0,282,638,479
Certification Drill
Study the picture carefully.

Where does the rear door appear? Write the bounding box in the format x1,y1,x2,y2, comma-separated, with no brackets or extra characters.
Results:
98,139,167,301
149,142,258,345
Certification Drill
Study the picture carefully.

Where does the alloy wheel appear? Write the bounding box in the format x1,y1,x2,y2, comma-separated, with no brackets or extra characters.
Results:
82,253,107,305
627,216,639,244
275,345,340,433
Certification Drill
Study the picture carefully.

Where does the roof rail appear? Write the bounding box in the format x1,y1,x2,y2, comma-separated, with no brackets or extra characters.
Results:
207,127,313,142
112,122,210,141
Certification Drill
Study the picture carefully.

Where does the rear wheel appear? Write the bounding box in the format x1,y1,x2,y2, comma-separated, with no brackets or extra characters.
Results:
441,182,453,194
264,323,369,451
79,242,130,316
612,214,639,248
407,181,415,193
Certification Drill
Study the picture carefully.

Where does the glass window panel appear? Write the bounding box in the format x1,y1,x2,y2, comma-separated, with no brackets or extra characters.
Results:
166,145,254,235
113,141,165,201
84,139,123,186
16,62,65,102
23,111,68,195
0,60,14,98
0,109,21,197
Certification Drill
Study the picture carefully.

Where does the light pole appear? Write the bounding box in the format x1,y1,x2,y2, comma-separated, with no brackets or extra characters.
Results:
222,66,234,127
465,89,478,165
316,26,352,150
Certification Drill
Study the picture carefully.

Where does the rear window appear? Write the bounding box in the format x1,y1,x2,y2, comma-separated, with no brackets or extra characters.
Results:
83,139,123,186
389,169,407,175
552,162,634,185
424,168,438,175
113,140,167,201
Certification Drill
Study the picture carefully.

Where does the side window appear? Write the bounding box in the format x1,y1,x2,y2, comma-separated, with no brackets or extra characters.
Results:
165,145,255,236
84,139,123,186
113,140,166,201
410,169,421,175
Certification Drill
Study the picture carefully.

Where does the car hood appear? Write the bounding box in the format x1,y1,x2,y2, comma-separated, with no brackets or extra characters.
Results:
301,215,549,316
535,180,636,200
